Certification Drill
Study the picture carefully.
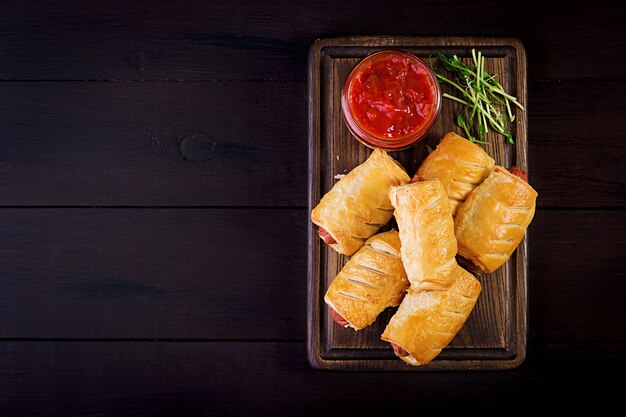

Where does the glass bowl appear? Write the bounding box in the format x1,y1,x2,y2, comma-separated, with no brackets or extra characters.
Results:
341,50,441,151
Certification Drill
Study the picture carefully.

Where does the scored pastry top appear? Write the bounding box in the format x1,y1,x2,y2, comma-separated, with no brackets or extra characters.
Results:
324,230,409,330
311,149,410,255
389,179,457,291
455,166,538,273
416,132,495,215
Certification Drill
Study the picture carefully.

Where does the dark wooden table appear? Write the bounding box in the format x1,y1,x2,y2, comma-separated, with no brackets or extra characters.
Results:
0,1,624,415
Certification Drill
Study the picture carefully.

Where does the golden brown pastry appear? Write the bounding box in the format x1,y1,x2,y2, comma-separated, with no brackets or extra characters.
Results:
324,230,409,330
416,132,495,215
383,179,481,366
388,180,458,291
381,264,481,366
455,166,538,273
311,149,410,255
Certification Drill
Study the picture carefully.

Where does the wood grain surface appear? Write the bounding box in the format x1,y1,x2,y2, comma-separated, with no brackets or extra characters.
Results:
0,0,624,414
0,209,307,339
0,1,624,80
308,37,528,370
0,82,306,206
0,342,621,416
0,209,621,343
0,80,622,207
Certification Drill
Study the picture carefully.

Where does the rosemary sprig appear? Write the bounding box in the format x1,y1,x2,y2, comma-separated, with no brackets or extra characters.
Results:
430,49,525,144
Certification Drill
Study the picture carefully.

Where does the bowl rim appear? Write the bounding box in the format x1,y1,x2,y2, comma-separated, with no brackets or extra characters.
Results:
341,49,442,150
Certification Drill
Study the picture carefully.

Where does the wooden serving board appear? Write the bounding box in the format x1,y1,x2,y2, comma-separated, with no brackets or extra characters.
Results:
307,37,528,371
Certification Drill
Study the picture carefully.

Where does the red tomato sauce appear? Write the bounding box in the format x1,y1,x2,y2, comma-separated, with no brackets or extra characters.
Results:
348,55,437,140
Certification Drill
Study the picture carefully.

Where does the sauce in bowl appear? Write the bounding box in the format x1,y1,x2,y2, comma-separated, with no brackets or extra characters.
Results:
342,50,441,150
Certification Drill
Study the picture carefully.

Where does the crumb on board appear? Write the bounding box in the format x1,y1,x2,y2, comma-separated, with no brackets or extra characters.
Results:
336,155,340,160
334,174,346,180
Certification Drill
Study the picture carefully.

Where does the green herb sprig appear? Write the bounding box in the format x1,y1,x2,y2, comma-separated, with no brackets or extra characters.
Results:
431,49,525,144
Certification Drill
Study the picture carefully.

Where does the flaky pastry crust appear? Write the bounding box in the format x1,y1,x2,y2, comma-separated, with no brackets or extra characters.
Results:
383,179,481,366
416,132,495,215
389,180,457,291
455,166,538,273
311,149,410,255
381,264,481,366
324,230,409,330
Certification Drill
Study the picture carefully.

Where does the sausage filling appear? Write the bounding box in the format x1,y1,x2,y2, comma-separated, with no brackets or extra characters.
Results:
391,343,410,357
330,308,350,327
507,166,528,183
318,227,337,245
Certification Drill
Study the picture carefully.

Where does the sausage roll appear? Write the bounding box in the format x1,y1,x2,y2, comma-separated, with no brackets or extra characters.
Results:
381,264,481,366
324,230,409,330
311,149,410,255
383,179,481,366
388,180,458,291
455,166,538,273
415,132,495,215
